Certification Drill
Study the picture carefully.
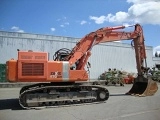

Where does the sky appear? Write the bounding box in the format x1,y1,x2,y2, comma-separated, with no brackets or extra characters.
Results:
0,0,160,55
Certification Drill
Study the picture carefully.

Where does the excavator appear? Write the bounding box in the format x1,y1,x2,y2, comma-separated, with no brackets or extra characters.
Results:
6,24,158,109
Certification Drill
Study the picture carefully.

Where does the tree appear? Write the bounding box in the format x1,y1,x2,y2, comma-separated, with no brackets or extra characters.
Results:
155,51,158,57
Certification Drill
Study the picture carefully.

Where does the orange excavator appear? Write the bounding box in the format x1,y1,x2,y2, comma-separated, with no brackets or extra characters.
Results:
6,24,158,109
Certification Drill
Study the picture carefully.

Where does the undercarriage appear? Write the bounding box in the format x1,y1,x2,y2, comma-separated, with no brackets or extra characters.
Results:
19,82,109,109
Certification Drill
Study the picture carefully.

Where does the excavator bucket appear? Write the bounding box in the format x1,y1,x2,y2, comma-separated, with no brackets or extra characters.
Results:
126,75,158,96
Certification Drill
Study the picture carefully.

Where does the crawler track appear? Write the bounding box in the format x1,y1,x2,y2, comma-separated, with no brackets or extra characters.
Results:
19,83,109,109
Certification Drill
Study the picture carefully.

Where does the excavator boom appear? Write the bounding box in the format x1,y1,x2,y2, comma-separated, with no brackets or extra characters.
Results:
66,25,139,67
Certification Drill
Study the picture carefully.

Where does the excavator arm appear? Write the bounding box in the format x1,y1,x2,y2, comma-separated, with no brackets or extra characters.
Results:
132,24,146,75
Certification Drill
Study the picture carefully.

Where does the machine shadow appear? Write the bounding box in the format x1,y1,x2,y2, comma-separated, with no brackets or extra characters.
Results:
0,98,24,110
110,94,128,96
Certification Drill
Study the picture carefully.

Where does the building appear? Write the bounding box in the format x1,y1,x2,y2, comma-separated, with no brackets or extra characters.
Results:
0,31,160,79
